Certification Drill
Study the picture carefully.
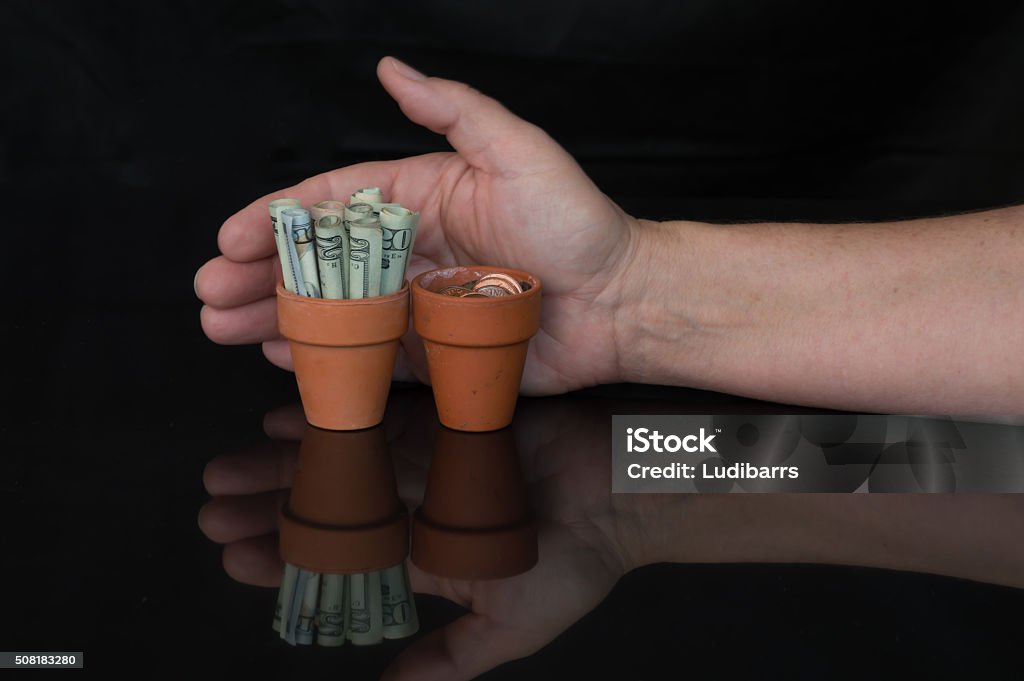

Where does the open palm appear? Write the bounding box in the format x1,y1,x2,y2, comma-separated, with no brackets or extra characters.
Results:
197,57,637,395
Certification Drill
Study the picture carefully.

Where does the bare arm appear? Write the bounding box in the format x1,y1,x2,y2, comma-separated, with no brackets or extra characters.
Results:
612,205,1024,414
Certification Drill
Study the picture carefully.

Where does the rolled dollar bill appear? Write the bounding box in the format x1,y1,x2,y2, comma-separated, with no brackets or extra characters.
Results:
269,199,302,293
381,563,419,639
379,205,420,295
282,565,308,645
347,572,383,645
348,217,383,299
295,570,321,645
350,187,383,205
273,563,299,633
281,208,322,298
310,200,346,222
317,574,348,647
313,214,348,299
344,202,374,223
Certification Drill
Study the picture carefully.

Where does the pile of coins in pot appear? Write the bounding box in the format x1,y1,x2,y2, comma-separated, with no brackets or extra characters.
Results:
437,272,532,298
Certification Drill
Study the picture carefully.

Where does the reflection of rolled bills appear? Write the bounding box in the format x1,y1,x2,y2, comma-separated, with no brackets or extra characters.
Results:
381,563,419,639
273,562,299,633
348,217,383,299
347,572,384,645
379,206,419,295
282,208,321,298
316,574,348,646
295,570,321,645
269,199,302,293
313,215,348,299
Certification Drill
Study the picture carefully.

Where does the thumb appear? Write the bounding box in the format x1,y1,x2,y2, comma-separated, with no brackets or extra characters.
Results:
377,56,571,177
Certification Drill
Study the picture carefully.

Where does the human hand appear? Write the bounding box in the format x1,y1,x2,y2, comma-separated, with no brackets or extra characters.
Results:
196,56,639,395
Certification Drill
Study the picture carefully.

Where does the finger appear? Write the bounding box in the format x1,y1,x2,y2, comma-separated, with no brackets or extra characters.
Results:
262,339,293,370
262,403,306,441
222,534,285,587
200,296,279,345
195,255,278,309
382,614,534,681
217,165,401,263
197,491,285,543
203,443,298,496
377,56,570,178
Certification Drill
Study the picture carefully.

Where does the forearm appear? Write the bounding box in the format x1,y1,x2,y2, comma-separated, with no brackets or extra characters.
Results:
613,494,1024,589
614,206,1024,414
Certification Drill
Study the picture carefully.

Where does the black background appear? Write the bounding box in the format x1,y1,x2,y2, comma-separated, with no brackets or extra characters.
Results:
4,0,1023,678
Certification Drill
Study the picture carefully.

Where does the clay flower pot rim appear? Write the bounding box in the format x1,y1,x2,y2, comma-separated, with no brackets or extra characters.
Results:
412,266,541,301
276,280,409,305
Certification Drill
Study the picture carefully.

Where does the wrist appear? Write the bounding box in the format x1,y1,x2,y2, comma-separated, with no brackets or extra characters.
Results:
609,217,729,388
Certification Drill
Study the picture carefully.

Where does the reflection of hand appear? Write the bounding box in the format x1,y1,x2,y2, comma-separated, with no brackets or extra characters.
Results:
196,56,637,395
198,398,630,680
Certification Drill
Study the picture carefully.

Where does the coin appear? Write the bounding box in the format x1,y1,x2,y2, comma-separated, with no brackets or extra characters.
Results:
438,285,473,297
473,284,511,297
461,291,489,298
474,273,523,294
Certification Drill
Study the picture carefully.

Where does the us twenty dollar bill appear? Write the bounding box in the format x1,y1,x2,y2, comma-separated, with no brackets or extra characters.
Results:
379,206,419,295
281,208,321,298
347,217,383,299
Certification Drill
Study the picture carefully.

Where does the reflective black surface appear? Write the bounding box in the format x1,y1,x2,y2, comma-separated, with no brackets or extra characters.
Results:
4,317,1022,677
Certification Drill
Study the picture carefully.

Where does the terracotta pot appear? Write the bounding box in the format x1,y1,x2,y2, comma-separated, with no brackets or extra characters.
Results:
279,424,408,573
277,282,408,430
412,427,537,580
411,266,541,432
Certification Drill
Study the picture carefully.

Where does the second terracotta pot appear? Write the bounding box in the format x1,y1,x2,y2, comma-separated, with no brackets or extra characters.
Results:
277,283,408,430
412,266,541,432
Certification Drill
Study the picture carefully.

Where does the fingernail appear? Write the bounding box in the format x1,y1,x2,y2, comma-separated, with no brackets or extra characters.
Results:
390,57,426,81
193,266,202,298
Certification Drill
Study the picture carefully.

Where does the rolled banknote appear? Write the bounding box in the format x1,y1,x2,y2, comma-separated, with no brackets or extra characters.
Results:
295,570,321,645
281,208,322,298
350,187,383,205
381,563,419,639
349,188,399,214
344,202,374,223
348,217,383,299
379,205,419,295
282,566,308,645
313,214,348,299
269,198,302,293
273,563,299,633
347,572,383,645
317,574,348,646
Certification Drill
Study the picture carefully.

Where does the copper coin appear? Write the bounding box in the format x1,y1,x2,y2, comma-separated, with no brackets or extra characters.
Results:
475,273,523,294
461,291,490,298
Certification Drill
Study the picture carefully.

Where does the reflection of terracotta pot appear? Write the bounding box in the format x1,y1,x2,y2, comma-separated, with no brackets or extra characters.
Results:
412,427,537,580
277,283,408,430
412,266,541,432
279,424,408,573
